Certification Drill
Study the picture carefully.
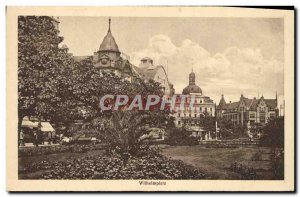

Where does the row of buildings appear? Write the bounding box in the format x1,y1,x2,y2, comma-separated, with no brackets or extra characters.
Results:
70,18,280,136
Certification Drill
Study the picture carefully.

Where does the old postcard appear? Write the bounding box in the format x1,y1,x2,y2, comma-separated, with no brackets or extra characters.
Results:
6,6,294,191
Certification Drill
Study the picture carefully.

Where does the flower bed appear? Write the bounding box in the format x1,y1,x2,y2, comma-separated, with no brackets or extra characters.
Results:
20,151,206,180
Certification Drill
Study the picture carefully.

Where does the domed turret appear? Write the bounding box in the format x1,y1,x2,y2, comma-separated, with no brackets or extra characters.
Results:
182,69,202,95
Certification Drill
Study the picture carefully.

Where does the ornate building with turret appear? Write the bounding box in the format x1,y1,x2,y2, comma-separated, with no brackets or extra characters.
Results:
91,18,135,81
73,18,174,95
216,93,278,126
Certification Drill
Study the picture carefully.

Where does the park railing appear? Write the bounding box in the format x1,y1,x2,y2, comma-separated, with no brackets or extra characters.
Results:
198,139,259,146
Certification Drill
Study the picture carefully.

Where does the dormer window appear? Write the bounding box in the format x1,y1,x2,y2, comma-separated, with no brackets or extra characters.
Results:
101,57,109,65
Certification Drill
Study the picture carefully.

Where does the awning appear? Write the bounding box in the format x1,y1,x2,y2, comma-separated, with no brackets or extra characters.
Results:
21,119,38,129
41,122,55,132
21,118,55,132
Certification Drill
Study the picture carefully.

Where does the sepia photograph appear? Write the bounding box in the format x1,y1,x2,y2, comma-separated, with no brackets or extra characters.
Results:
6,6,295,191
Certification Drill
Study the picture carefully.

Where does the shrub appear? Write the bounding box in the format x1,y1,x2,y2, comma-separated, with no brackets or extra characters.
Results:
270,148,284,179
259,117,284,148
165,127,198,146
229,162,258,180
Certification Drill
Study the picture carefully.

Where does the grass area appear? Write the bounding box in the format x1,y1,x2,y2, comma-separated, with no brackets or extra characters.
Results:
160,145,273,179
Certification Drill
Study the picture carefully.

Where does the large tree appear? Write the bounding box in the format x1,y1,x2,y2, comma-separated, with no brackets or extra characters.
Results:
18,16,72,134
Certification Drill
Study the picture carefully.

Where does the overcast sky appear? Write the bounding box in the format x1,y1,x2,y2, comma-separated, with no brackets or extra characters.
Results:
59,16,284,106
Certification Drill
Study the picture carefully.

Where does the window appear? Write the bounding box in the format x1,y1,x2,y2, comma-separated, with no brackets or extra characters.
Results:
200,107,202,111
249,113,255,119
178,121,181,125
205,107,207,112
260,112,266,123
189,114,191,118
194,114,197,117
178,113,181,117
269,113,275,119
184,113,186,117
200,100,203,103
100,57,109,64
210,107,212,111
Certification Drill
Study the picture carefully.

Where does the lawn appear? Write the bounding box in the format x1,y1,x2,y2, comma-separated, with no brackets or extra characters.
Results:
160,145,274,179
19,144,276,180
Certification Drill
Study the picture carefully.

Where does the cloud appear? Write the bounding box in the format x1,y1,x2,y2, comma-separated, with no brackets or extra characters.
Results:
129,34,284,104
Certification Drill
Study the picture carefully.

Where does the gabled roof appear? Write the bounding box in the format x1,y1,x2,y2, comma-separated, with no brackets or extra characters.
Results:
248,98,260,110
265,99,277,110
222,101,240,110
217,95,277,111
133,65,164,81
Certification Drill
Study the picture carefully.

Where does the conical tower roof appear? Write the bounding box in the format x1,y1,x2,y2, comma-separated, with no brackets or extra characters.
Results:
99,18,120,53
219,94,226,106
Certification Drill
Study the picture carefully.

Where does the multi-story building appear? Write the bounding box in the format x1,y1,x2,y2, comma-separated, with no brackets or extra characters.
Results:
216,94,278,126
73,18,174,96
173,70,215,139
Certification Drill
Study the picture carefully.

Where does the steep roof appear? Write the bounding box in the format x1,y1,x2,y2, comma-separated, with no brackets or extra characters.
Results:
248,98,260,110
222,102,240,110
218,95,277,111
218,95,226,106
133,65,164,81
99,30,120,53
265,99,277,110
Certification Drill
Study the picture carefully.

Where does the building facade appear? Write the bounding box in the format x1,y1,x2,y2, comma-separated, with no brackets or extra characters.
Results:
216,94,278,126
173,70,215,139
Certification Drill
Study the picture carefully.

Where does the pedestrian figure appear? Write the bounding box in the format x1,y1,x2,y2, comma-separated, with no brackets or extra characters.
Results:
19,130,24,146
34,131,38,147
